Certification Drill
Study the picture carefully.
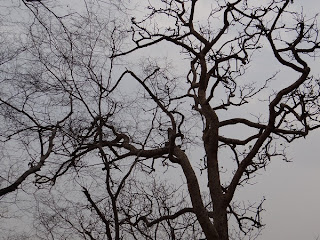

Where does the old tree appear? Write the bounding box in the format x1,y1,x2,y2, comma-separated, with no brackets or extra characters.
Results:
0,0,320,239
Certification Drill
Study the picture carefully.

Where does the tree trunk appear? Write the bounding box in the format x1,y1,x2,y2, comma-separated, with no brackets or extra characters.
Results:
173,147,220,240
213,207,229,240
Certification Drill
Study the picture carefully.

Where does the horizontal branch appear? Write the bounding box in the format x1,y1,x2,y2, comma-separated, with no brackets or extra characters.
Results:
134,207,194,227
220,118,307,136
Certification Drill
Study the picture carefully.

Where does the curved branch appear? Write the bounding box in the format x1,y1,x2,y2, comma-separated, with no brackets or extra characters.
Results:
0,127,57,196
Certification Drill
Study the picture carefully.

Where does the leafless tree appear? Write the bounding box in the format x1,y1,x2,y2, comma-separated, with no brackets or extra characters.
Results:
0,1,71,198
1,0,320,239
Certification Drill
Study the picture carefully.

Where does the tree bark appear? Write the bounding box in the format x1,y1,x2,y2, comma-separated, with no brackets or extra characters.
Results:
174,147,220,240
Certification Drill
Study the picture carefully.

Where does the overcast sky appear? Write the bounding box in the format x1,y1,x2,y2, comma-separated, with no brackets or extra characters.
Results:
155,1,320,239
242,1,320,239
239,131,320,240
1,1,320,239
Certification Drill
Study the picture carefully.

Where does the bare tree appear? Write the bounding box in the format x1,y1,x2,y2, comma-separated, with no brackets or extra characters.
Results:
0,1,71,198
110,0,319,239
1,0,320,239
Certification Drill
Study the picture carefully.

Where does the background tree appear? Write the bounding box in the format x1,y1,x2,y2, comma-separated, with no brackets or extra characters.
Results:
0,1,70,197
0,0,320,239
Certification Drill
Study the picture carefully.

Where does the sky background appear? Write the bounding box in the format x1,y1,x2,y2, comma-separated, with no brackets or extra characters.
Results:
239,1,320,239
241,131,320,240
159,1,320,238
1,1,320,239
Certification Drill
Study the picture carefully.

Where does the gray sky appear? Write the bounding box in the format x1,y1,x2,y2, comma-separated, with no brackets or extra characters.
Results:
244,1,320,239
129,1,320,238
1,1,320,239
238,131,320,240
